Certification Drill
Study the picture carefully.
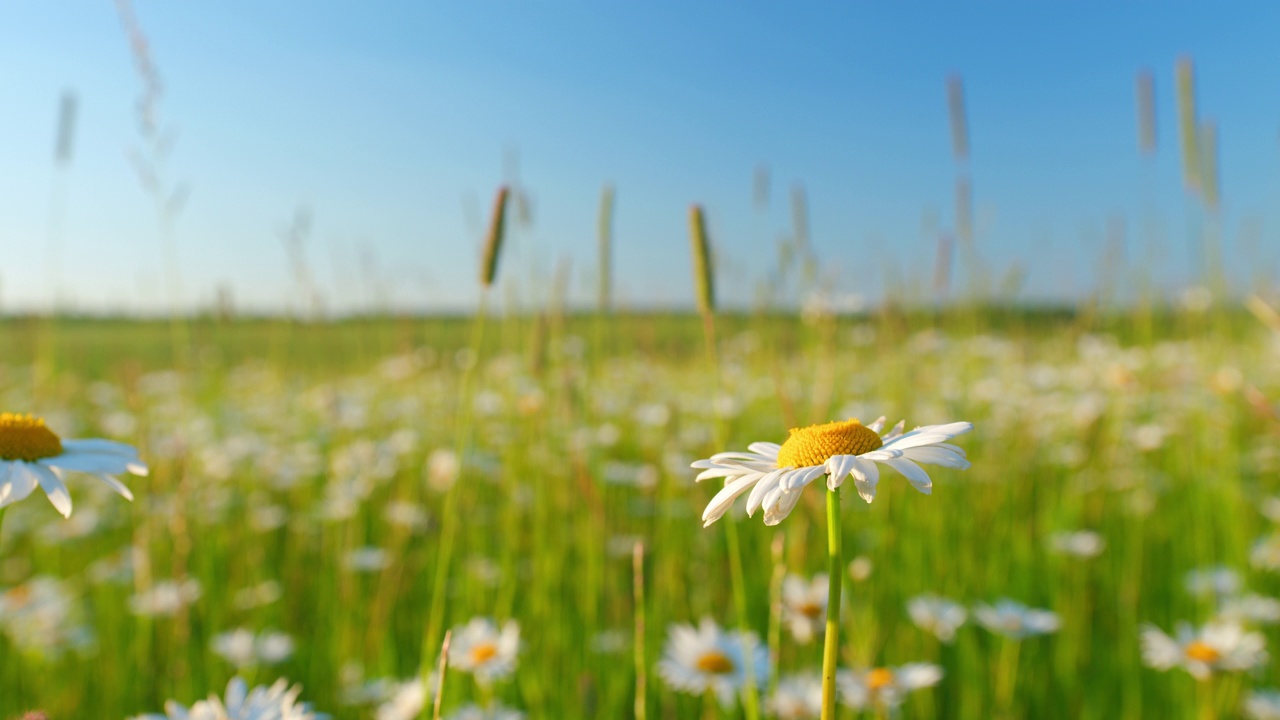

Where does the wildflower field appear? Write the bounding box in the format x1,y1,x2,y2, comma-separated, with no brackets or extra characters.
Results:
2,304,1278,718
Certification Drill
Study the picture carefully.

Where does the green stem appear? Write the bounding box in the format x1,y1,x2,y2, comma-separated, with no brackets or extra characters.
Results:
822,486,842,719
699,310,759,720
420,294,490,716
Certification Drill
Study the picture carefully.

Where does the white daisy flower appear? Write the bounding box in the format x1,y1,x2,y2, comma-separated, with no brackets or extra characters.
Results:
781,574,839,644
907,595,968,643
974,599,1060,639
212,628,295,668
1251,534,1280,572
1140,621,1267,680
448,617,520,683
692,417,973,527
1246,689,1280,720
1049,530,1105,558
129,676,327,720
0,413,147,518
837,663,943,711
657,617,769,707
1218,594,1280,626
1185,566,1241,599
767,671,823,719
442,703,524,720
375,677,433,720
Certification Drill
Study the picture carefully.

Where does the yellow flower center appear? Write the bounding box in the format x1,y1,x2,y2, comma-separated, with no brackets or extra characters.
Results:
470,642,499,665
797,601,823,619
1184,641,1220,664
775,419,882,469
866,667,895,691
695,651,736,674
0,414,63,462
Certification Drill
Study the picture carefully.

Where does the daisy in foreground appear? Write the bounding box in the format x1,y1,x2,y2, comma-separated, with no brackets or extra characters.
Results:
0,413,147,518
692,416,972,526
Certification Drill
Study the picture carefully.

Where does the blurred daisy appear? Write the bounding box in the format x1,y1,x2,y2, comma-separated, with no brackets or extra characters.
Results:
907,595,968,643
443,703,524,720
692,417,973,527
1246,689,1280,720
129,676,326,720
658,617,769,707
1251,535,1280,573
1049,530,1105,558
448,617,520,684
838,664,943,711
129,579,201,617
975,599,1060,639
0,413,147,518
1219,594,1280,626
212,628,295,668
1184,566,1240,599
781,574,838,644
375,677,433,720
768,672,823,719
1141,621,1267,679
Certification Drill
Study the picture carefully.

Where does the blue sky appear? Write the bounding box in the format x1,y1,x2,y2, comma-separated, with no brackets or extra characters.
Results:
1,3,1278,313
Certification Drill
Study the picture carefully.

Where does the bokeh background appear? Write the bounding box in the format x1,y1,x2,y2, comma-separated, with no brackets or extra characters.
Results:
2,4,1280,720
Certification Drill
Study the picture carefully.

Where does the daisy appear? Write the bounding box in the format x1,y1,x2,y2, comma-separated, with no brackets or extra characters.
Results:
0,413,147,518
1184,566,1241,599
443,703,524,720
692,417,972,526
448,617,520,684
974,599,1060,639
1246,689,1280,720
768,672,823,719
1049,530,1105,558
837,663,943,711
375,677,432,720
1140,621,1267,679
129,676,326,720
657,617,769,707
781,574,839,644
907,595,967,643
212,628,295,668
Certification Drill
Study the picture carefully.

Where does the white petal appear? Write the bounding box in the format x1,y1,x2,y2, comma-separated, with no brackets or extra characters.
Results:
60,438,141,457
782,464,826,490
96,474,135,501
745,468,789,517
850,457,880,503
881,457,934,494
0,462,39,508
901,446,970,469
825,455,857,490
41,451,135,475
31,463,73,517
867,416,887,433
763,489,804,526
709,451,772,464
747,442,781,458
881,419,906,441
702,473,763,526
696,467,744,482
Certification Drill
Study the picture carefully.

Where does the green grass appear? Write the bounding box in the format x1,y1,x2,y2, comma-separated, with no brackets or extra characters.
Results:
0,308,1276,718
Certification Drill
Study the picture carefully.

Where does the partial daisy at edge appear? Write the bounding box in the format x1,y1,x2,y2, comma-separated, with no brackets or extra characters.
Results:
0,413,148,518
692,415,973,526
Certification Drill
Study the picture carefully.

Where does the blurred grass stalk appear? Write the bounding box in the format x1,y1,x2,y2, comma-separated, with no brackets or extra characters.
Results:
420,185,509,715
689,203,760,720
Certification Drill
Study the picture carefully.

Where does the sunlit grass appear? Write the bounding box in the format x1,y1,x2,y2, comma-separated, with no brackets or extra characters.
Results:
0,306,1276,718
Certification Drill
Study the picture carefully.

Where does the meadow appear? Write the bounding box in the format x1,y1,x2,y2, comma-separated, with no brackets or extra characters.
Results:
1,301,1278,719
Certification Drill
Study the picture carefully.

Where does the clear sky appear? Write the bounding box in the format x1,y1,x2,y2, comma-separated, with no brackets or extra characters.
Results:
2,3,1279,314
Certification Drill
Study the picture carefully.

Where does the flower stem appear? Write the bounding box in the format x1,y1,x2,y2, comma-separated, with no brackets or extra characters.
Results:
822,486,842,719
421,293,490,717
